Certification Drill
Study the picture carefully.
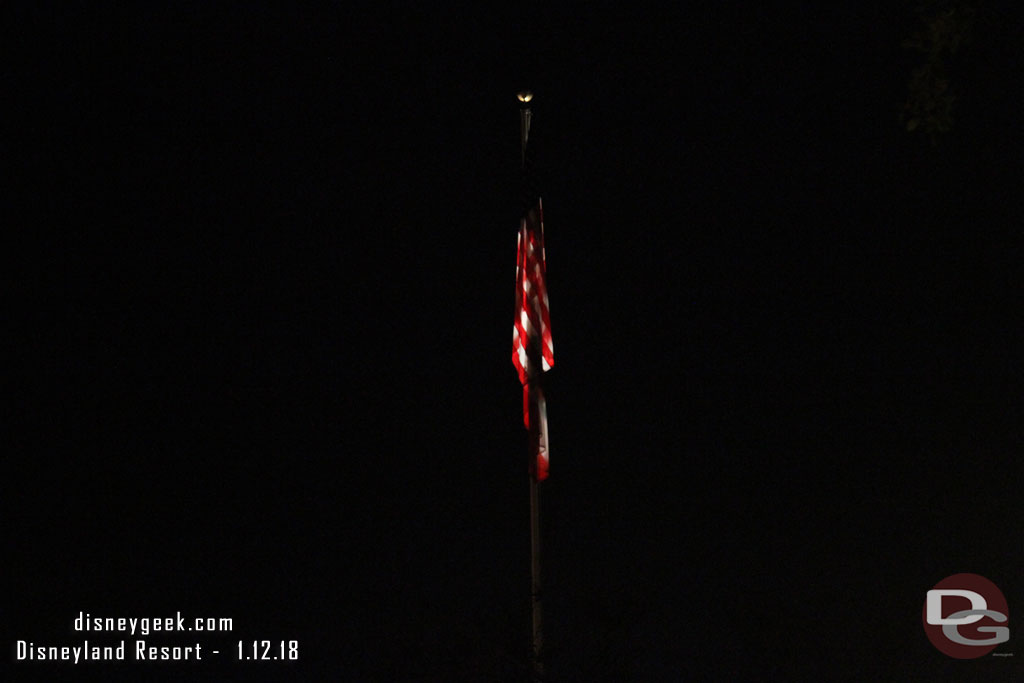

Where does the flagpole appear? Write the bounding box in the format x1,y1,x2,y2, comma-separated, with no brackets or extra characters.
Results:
529,464,543,680
518,90,544,682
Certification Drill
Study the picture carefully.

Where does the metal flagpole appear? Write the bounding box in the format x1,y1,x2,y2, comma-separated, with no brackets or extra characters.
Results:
518,90,544,681
529,463,543,679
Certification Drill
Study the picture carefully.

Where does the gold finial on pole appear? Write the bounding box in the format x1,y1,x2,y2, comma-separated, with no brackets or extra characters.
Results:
518,92,533,168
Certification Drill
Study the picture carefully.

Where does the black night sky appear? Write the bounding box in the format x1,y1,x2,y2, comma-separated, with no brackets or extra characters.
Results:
9,3,1024,681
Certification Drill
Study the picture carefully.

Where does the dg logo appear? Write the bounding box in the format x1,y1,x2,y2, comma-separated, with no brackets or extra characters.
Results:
923,573,1010,659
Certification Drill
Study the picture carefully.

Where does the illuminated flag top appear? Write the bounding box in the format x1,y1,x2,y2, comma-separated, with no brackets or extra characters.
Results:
512,199,553,480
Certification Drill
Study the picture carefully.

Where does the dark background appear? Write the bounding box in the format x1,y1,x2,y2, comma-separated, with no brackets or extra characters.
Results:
8,2,1023,680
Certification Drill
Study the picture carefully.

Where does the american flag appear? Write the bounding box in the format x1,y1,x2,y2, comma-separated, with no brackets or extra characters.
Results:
512,199,553,481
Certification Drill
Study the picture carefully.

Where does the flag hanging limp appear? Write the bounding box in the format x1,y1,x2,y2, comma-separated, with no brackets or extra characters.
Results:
512,199,553,481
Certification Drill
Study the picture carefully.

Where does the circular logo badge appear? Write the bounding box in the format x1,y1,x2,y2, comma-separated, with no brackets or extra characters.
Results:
923,573,1009,658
